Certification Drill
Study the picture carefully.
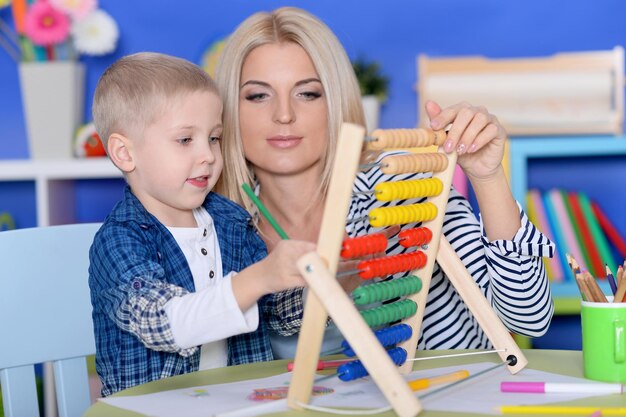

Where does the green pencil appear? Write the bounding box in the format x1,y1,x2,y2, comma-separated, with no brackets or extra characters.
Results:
241,183,289,240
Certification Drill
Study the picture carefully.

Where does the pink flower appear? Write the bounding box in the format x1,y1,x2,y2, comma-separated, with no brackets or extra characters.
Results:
50,0,97,21
24,0,71,46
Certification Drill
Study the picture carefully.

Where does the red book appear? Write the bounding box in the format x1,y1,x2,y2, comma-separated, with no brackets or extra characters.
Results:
592,201,626,258
568,192,604,277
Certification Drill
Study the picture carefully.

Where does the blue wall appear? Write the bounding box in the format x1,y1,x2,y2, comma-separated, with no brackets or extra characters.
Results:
1,0,624,348
2,0,626,160
2,0,625,240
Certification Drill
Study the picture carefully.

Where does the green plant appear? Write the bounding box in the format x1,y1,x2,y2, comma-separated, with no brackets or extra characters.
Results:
352,57,389,102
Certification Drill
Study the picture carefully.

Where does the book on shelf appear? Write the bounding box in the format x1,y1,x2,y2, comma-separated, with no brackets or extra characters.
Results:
526,188,622,282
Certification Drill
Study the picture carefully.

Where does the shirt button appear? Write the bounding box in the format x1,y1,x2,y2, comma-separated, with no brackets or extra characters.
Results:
209,270,215,278
203,228,207,237
201,248,208,255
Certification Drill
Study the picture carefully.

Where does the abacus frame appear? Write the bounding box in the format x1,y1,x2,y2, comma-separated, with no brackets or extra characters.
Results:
287,123,527,417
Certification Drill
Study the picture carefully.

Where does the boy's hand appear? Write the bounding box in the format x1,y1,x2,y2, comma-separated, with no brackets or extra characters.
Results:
262,240,316,293
232,239,316,311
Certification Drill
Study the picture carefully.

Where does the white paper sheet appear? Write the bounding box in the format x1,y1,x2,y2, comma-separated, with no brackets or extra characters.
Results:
100,362,620,416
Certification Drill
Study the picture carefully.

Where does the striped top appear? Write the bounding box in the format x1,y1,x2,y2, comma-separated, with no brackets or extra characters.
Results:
344,150,555,349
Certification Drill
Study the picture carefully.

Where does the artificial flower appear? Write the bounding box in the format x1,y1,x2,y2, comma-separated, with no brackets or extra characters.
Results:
23,0,70,46
50,0,97,21
71,9,118,55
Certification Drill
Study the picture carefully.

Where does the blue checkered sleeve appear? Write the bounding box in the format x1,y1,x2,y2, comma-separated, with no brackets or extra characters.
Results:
92,222,197,356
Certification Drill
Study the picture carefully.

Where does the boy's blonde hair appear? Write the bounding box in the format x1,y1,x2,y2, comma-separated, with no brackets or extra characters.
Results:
214,7,365,212
93,52,219,150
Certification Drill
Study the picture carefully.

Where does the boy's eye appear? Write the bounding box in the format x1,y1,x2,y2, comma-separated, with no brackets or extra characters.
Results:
177,137,192,145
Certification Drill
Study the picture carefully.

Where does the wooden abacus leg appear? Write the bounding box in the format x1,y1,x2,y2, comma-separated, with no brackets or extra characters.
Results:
286,290,328,411
287,123,367,410
436,237,528,373
296,252,422,417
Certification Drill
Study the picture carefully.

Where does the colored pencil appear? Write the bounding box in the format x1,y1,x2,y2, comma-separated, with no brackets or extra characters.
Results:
241,183,289,240
11,0,28,34
566,253,581,274
575,273,593,302
287,358,351,372
0,35,20,62
500,405,626,415
615,271,626,303
583,270,608,302
408,369,469,391
567,253,592,301
606,265,618,295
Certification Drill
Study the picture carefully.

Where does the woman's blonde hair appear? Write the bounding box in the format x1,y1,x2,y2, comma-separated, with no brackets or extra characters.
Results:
214,6,365,212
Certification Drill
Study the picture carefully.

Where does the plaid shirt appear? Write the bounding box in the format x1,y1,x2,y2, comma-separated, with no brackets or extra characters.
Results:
89,187,275,396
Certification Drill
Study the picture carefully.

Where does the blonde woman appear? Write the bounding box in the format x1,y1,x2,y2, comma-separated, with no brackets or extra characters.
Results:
215,6,554,359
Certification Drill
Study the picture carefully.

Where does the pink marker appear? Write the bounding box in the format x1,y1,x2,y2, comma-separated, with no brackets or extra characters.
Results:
501,381,623,395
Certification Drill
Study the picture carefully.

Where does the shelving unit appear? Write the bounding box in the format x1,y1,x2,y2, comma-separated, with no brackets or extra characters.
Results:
508,135,626,311
0,158,122,226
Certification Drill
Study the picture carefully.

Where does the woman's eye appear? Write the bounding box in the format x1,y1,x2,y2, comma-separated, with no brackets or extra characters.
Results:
244,92,268,102
209,136,221,144
177,137,192,145
299,91,322,100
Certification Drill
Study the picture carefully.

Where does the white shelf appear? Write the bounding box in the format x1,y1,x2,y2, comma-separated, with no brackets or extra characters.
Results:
0,157,123,226
0,157,120,181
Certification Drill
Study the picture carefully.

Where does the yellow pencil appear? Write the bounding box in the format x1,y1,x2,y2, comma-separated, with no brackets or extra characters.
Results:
500,405,626,415
408,369,469,391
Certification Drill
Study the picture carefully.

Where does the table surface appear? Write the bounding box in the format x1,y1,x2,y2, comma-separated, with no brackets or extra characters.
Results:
85,349,626,417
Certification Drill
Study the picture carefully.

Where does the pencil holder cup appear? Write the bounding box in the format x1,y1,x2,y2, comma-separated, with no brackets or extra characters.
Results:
581,297,626,382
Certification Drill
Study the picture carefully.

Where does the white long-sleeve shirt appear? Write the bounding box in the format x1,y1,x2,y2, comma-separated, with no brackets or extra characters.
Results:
164,208,258,369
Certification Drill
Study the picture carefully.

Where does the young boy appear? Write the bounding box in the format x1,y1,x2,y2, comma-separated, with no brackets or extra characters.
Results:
88,52,314,396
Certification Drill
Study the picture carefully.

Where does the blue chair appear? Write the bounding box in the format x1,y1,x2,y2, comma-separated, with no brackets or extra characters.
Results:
0,223,102,417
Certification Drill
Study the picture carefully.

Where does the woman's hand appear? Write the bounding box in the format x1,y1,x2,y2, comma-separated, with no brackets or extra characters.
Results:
427,100,520,240
426,100,507,181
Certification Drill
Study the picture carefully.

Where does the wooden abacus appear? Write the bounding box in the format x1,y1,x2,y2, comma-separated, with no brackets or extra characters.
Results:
287,123,527,417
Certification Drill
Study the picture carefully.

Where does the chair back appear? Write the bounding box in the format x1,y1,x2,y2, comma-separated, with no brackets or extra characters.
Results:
0,223,101,417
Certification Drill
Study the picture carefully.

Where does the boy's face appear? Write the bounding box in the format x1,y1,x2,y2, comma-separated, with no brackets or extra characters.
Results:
129,90,223,226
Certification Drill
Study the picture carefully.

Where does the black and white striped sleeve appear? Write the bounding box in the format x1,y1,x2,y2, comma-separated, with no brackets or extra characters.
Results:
347,150,555,349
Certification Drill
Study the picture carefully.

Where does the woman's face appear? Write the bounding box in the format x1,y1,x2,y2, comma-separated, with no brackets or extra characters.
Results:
239,42,328,178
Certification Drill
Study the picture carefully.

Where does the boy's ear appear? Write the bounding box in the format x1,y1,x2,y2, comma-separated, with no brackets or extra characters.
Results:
107,133,135,173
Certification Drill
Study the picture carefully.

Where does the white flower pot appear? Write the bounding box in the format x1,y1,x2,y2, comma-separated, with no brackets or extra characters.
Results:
361,95,381,134
19,61,85,159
